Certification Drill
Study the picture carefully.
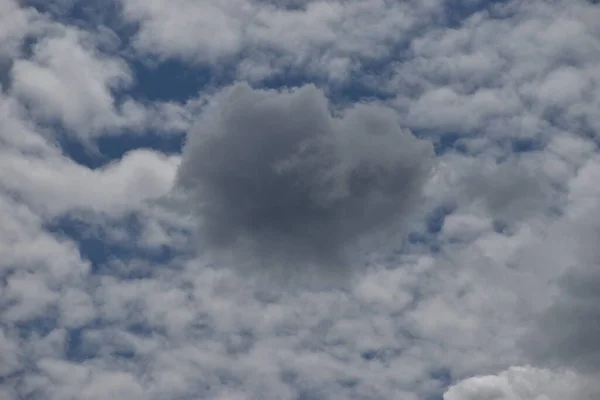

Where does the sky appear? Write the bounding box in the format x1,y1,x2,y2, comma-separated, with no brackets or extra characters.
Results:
1,0,600,399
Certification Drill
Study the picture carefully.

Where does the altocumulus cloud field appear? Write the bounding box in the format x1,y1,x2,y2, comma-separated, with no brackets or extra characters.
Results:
1,1,600,400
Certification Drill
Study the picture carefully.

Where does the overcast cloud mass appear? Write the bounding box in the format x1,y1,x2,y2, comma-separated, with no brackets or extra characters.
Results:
1,0,600,399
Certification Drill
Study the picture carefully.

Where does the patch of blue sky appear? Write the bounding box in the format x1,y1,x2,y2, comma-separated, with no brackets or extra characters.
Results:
25,0,127,35
19,2,194,169
423,368,453,400
404,202,457,255
59,128,185,169
360,347,402,362
427,203,456,234
441,0,514,27
65,327,91,362
65,320,160,363
430,367,453,387
494,137,544,164
511,137,541,153
248,54,397,106
45,213,176,277
127,59,218,102
15,313,58,339
431,132,470,155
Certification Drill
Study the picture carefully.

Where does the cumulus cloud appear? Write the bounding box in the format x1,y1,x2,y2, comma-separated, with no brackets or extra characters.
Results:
391,0,600,146
2,9,197,140
10,27,133,134
443,366,599,400
119,0,443,80
0,89,180,219
0,147,180,217
176,83,434,278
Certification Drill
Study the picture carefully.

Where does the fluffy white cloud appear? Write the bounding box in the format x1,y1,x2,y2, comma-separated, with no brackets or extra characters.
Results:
9,29,196,137
0,2,200,140
444,366,599,400
119,0,446,80
390,0,600,145
0,0,34,61
0,146,179,216
10,27,133,133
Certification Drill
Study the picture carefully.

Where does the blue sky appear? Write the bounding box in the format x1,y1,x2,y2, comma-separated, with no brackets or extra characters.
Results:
1,1,600,399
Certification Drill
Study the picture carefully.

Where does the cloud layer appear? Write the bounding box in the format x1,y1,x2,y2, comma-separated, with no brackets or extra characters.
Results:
1,0,600,399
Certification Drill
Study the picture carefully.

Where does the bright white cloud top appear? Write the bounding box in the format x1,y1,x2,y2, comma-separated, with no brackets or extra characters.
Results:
1,0,599,399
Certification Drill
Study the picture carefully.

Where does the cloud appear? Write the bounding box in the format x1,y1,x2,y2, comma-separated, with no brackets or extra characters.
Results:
0,0,34,61
119,0,445,81
5,14,197,140
0,93,180,219
0,148,179,217
461,160,550,221
121,0,247,64
10,27,132,134
522,164,600,373
1,1,600,400
443,366,599,400
531,264,600,373
390,0,600,144
175,83,434,279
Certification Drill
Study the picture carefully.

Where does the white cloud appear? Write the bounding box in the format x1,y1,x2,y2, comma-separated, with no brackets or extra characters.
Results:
3,273,61,322
10,28,132,134
0,194,89,282
444,366,599,400
119,0,444,80
390,0,600,144
0,0,34,61
0,144,179,217
122,0,248,64
0,89,59,156
2,7,198,140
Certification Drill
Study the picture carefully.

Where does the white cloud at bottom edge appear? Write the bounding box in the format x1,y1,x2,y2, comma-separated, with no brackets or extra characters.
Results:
444,365,600,400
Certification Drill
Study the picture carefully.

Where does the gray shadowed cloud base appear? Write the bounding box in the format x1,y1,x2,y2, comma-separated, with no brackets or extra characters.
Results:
524,221,600,374
175,83,434,279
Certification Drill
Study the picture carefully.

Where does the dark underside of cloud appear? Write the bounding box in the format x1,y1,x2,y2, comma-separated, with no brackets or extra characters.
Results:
524,224,600,374
175,83,434,279
526,267,600,373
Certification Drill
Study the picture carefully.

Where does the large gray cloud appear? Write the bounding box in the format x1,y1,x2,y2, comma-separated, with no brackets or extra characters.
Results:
518,153,600,374
175,83,434,278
